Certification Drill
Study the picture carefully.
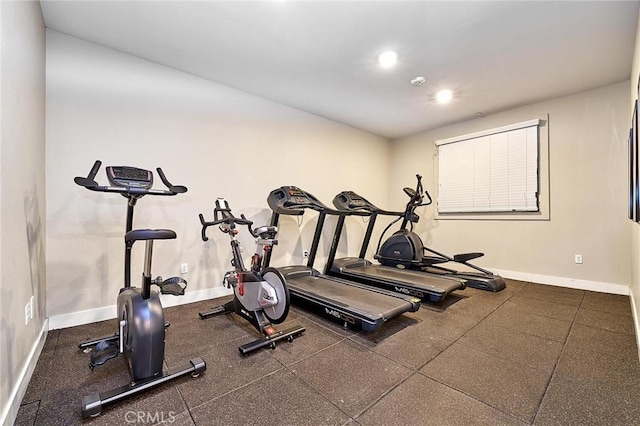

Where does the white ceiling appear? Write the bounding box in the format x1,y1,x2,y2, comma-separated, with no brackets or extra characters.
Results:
40,1,639,139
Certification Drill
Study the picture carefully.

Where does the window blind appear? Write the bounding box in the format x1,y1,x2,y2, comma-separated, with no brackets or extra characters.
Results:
436,119,540,213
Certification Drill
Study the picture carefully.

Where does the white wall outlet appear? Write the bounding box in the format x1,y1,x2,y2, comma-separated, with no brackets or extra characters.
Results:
575,254,583,264
180,263,188,274
303,249,309,258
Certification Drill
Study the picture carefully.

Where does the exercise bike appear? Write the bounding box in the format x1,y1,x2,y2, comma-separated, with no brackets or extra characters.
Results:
75,161,206,417
375,174,506,292
198,198,305,355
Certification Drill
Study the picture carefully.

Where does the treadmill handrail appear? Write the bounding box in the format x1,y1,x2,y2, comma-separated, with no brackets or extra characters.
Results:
372,208,405,217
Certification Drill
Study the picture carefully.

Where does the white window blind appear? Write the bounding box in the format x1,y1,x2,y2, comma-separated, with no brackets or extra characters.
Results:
436,119,540,213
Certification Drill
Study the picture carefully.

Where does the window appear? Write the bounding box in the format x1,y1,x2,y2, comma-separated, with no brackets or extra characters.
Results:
436,119,541,213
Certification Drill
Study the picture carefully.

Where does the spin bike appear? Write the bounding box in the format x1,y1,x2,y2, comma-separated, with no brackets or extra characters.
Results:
198,198,305,355
75,161,206,417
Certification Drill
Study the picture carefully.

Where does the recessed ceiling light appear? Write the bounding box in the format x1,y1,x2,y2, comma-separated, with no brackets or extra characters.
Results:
410,76,426,87
378,51,398,68
436,89,453,104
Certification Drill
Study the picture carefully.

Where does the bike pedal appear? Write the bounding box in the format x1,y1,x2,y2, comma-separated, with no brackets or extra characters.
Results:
89,340,119,370
158,277,187,295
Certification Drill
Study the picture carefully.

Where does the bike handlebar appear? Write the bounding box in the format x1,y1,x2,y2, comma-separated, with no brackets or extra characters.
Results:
157,167,188,194
407,174,433,208
199,209,256,242
74,160,187,197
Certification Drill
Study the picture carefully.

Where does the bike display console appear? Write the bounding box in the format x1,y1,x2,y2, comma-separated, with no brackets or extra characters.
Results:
106,166,154,189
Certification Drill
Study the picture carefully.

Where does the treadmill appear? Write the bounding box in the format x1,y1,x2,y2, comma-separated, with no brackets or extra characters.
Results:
332,189,506,293
326,192,466,303
263,186,420,332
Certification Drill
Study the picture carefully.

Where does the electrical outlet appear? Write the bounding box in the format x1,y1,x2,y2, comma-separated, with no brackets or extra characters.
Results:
180,263,188,274
575,254,583,264
303,250,309,258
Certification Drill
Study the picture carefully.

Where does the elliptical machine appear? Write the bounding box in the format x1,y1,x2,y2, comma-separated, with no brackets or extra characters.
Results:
374,174,506,292
198,198,305,355
75,161,206,417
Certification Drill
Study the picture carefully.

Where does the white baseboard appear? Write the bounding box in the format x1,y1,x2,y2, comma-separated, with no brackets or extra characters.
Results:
48,287,232,330
1,319,48,426
629,290,640,362
491,268,630,295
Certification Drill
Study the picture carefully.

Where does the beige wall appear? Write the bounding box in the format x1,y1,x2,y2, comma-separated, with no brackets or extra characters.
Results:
389,81,630,289
45,31,390,322
0,1,46,424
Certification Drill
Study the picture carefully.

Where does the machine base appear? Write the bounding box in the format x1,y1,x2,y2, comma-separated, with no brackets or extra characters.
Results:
81,358,206,417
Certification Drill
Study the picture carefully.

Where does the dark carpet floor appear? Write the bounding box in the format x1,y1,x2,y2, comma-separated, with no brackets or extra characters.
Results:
16,279,640,425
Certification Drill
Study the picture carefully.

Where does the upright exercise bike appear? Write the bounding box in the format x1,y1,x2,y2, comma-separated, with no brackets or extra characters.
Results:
75,161,206,417
375,174,506,291
198,198,305,355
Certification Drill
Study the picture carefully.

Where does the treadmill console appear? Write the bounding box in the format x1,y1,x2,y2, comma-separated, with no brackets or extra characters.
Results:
283,187,313,207
333,191,378,213
106,166,153,189
267,186,327,215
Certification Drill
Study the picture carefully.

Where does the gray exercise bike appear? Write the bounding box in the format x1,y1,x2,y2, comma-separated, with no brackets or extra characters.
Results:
75,161,206,417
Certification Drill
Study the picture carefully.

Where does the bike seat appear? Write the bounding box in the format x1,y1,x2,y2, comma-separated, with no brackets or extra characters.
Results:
125,229,177,242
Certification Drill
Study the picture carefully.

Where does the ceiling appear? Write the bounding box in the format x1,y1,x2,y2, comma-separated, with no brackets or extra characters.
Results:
40,1,639,139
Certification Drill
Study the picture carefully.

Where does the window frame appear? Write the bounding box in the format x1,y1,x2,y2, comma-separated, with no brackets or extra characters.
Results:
433,115,549,221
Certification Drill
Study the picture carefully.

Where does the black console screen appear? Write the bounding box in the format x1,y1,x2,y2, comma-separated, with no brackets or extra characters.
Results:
106,166,153,189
